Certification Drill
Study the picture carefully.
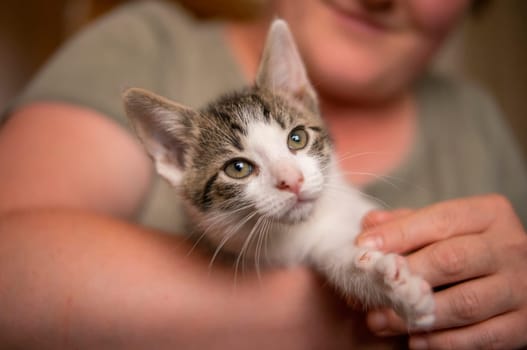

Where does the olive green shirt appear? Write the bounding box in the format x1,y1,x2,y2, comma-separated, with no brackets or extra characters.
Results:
5,0,527,230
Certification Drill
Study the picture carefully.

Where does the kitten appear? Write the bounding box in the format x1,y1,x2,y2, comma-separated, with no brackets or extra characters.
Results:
123,19,434,328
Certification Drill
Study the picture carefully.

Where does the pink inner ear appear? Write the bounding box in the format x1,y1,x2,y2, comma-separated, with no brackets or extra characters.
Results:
256,19,314,99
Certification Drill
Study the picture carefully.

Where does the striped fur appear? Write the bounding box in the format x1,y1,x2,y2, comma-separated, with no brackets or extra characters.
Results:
123,19,436,329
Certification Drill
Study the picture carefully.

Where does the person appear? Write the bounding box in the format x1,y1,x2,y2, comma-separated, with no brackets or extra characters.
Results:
0,0,526,348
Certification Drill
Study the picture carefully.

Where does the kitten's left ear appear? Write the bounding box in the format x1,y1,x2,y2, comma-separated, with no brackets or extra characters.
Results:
256,19,317,108
122,88,197,187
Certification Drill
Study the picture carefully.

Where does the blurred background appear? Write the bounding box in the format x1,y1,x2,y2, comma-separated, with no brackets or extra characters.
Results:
0,0,525,157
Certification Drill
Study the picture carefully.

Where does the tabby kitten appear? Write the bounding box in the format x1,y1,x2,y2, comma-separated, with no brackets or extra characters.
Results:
123,19,434,328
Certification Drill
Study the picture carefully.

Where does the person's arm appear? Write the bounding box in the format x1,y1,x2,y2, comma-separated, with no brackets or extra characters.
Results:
0,102,152,216
358,196,527,349
0,207,353,349
0,103,388,349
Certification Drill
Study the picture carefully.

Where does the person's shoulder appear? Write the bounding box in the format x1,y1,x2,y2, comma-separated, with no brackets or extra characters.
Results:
416,71,506,134
410,71,527,214
417,71,497,113
417,71,525,175
86,0,198,43
104,0,192,24
420,74,527,227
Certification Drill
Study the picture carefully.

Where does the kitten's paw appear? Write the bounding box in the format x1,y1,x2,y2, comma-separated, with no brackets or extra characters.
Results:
375,254,435,329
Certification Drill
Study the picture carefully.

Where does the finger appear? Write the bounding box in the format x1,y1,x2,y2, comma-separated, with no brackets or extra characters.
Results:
361,209,414,230
356,195,500,253
406,234,496,287
366,275,516,336
431,275,517,331
408,311,527,350
366,308,407,336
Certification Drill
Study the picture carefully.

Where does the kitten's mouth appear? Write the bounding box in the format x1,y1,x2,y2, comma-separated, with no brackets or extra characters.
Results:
278,196,317,224
292,198,315,209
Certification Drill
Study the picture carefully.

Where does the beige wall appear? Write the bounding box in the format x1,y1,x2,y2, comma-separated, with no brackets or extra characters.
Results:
462,0,527,158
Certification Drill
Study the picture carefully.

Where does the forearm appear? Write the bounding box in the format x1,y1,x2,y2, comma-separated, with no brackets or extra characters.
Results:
0,209,401,349
0,209,298,349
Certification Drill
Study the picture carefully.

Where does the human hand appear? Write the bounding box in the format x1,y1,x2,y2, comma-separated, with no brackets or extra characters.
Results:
357,195,527,349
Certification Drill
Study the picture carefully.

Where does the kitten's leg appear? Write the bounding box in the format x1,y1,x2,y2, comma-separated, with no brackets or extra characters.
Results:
315,246,435,329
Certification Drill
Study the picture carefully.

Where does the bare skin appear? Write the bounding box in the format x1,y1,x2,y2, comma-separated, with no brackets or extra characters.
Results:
358,196,527,349
0,208,358,349
0,103,397,348
0,103,151,216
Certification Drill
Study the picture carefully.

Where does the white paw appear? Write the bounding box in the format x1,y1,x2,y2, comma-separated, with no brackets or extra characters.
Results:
375,254,435,329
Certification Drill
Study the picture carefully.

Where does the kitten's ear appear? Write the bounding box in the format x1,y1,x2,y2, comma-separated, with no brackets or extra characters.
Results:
122,88,197,187
256,19,317,107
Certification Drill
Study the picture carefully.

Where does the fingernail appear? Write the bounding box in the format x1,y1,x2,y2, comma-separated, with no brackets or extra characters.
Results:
409,336,428,350
357,235,383,249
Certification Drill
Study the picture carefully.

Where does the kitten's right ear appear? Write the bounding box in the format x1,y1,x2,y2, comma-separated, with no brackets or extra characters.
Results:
256,19,317,108
122,88,197,187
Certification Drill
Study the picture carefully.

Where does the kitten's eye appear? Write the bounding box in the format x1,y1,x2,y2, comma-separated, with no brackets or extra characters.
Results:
224,159,254,179
288,128,308,151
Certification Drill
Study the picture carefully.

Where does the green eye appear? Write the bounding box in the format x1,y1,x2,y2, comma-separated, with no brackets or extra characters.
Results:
288,128,308,150
224,159,254,179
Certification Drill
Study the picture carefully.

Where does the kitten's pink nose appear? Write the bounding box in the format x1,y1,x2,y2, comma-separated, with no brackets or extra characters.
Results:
275,168,304,195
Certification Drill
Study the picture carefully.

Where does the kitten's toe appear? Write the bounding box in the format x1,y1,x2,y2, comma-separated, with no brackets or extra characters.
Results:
404,279,435,329
375,253,410,285
411,313,435,329
354,248,383,270
375,254,436,329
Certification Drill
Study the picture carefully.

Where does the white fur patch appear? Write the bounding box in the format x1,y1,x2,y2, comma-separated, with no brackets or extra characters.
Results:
242,121,323,222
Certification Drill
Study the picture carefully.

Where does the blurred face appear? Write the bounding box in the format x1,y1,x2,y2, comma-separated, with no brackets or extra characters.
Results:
271,0,471,103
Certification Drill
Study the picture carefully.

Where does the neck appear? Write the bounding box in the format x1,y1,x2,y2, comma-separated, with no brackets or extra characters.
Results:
224,18,270,82
321,92,417,186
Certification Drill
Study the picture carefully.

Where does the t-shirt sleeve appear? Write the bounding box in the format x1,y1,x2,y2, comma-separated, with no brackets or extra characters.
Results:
3,1,170,129
0,1,245,233
475,88,527,227
367,74,527,228
446,78,527,227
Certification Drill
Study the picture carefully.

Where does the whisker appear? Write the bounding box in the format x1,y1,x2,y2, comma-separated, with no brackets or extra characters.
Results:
254,216,274,282
187,201,255,256
329,151,395,167
187,215,234,257
234,216,265,286
263,217,274,264
254,216,269,283
208,210,258,270
325,171,402,190
323,183,391,209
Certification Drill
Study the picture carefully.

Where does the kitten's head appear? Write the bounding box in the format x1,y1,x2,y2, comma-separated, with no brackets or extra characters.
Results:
123,20,332,225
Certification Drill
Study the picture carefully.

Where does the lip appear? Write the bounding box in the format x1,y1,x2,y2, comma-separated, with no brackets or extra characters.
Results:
322,0,391,35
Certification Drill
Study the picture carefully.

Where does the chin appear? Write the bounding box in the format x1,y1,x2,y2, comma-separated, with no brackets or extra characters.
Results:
278,201,316,224
307,45,407,103
291,7,426,102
